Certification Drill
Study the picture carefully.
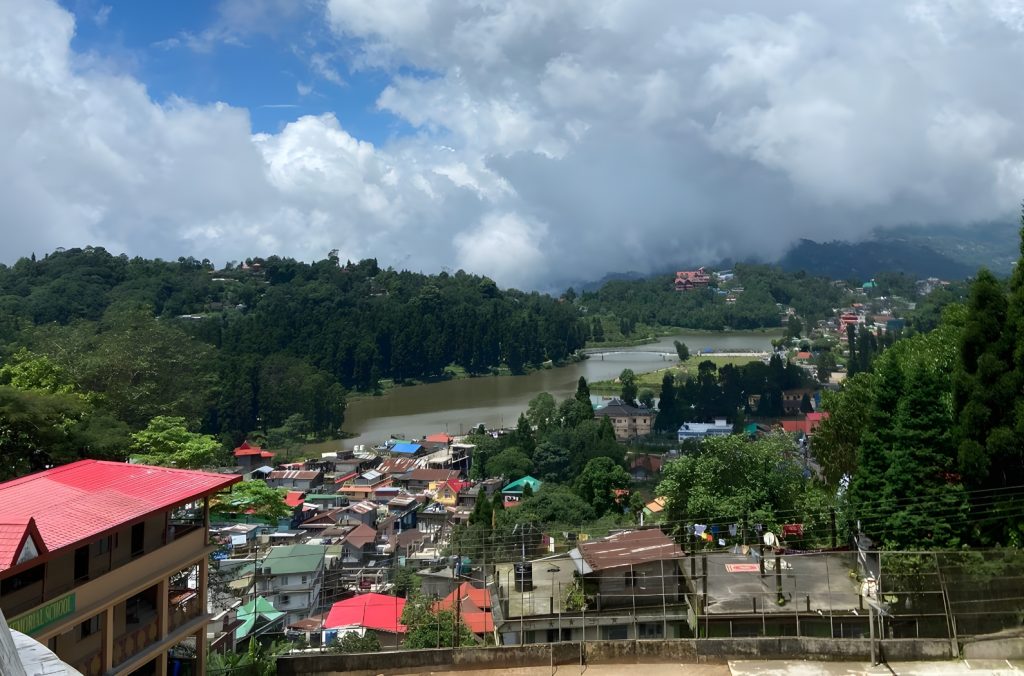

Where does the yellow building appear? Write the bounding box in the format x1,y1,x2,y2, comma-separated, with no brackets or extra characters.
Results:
594,398,653,441
0,460,239,675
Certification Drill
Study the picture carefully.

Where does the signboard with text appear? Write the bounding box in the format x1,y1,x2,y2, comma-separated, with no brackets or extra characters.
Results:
9,593,76,635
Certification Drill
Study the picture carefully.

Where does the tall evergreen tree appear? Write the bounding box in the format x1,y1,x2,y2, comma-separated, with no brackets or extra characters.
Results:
881,366,968,549
654,372,677,433
847,357,902,538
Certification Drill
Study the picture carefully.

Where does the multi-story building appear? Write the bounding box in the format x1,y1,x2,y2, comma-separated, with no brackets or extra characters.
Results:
594,399,653,441
0,460,239,676
255,544,326,626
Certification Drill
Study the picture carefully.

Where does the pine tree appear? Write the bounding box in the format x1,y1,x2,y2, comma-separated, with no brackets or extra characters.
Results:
848,357,902,539
881,366,967,549
654,372,677,433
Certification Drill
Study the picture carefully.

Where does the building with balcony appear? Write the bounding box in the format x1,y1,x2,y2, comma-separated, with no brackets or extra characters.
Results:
0,460,239,676
256,545,327,626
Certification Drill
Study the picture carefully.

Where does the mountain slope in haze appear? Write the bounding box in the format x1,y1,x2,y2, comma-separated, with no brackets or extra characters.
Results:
778,238,979,281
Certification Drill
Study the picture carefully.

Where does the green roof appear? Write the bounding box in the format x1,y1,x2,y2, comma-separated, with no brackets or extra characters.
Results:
235,596,285,640
502,475,542,493
262,544,326,575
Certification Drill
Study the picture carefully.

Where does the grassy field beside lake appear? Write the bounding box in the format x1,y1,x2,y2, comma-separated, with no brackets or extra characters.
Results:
589,355,763,395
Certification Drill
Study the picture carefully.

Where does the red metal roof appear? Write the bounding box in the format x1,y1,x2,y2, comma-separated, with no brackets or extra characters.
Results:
284,491,306,508
233,441,274,458
0,517,45,571
0,460,239,573
325,593,406,633
425,433,452,444
435,582,493,634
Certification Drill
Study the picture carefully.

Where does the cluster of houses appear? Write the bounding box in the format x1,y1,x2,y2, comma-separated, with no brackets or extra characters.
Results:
205,436,554,652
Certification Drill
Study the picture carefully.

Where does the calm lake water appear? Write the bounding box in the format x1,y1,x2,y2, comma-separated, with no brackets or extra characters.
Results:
319,331,778,451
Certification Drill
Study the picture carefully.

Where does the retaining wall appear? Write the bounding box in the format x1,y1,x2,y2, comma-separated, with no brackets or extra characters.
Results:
277,637,955,676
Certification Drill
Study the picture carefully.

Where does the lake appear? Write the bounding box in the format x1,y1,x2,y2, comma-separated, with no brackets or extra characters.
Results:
320,331,779,450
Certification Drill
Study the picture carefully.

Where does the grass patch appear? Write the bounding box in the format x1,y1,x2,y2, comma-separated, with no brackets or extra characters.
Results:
590,355,763,395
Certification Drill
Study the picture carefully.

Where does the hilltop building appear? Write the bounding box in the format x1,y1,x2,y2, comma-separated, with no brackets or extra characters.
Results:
674,267,711,291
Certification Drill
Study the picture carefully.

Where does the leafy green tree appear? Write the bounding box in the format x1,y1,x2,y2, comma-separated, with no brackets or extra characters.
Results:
813,373,875,486
526,392,557,434
638,388,655,409
129,416,224,468
211,480,291,521
485,447,533,479
533,441,571,483
506,485,596,526
391,565,422,598
0,386,89,479
573,457,630,516
0,348,78,394
401,593,476,649
799,392,813,414
786,315,803,340
557,397,594,429
657,432,812,531
674,340,690,362
331,631,381,653
619,368,638,406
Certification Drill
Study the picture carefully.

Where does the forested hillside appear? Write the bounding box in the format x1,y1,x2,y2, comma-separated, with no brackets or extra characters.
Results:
578,263,846,332
0,248,586,476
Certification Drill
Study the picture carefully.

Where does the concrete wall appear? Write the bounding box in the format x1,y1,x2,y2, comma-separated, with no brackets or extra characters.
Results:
277,637,955,676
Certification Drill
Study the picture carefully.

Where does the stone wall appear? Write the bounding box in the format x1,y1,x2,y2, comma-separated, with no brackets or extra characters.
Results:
277,637,955,676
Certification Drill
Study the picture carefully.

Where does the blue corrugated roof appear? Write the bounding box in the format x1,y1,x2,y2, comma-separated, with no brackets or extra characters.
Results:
391,443,422,454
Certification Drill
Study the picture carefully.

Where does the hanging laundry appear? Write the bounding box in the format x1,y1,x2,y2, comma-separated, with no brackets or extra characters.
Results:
693,524,707,537
729,524,738,537
782,524,804,537
718,538,726,546
711,525,720,536
702,531,714,542
754,523,763,533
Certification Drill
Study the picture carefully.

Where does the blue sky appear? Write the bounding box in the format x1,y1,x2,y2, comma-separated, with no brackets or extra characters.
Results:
61,0,405,141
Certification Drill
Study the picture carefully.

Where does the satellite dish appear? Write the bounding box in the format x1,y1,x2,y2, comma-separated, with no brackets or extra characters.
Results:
763,532,777,547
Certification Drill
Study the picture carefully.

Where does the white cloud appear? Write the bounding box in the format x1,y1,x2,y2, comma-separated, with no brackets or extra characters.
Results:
3,0,1024,290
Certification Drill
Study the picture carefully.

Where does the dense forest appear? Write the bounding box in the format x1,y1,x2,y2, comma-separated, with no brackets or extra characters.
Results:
0,248,586,476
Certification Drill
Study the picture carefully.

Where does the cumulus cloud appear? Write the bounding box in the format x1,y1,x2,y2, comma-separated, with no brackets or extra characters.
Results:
2,0,1024,289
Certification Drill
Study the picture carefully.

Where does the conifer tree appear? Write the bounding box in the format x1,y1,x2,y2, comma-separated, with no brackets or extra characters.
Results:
881,365,967,549
847,357,902,538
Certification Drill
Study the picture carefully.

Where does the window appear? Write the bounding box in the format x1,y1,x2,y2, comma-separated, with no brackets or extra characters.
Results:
603,625,627,640
74,545,89,582
301,575,307,584
1,564,43,594
131,523,145,557
97,536,111,555
80,615,101,639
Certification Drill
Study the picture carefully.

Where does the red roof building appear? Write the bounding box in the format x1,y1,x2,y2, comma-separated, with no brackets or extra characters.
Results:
0,460,239,674
233,441,275,459
284,491,306,508
435,582,493,635
324,593,406,634
674,267,711,291
425,433,453,445
0,460,238,572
